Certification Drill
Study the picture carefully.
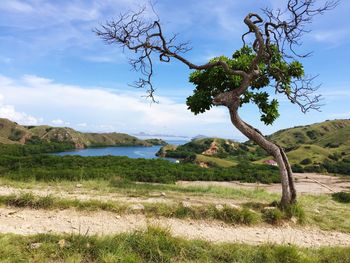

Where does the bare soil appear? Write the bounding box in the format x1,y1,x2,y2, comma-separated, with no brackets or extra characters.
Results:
0,207,349,247
1,173,350,247
177,173,350,194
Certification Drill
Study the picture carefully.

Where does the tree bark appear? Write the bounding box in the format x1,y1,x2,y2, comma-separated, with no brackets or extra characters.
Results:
226,100,296,207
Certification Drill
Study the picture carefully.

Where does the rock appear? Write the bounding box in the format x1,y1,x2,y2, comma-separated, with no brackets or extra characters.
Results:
181,201,191,208
215,204,224,210
30,243,42,249
58,239,66,248
115,215,121,219
75,184,83,188
264,207,277,210
228,204,240,209
160,192,166,197
129,204,145,211
291,217,298,224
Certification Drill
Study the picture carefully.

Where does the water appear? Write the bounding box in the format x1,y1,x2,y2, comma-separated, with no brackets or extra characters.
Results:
54,140,187,162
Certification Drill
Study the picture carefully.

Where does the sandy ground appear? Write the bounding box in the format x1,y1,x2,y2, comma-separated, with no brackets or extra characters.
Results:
0,207,349,247
1,173,350,247
177,173,350,194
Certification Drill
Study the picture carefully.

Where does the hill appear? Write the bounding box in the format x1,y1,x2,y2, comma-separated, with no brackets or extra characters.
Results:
0,118,157,149
158,119,350,174
264,119,350,171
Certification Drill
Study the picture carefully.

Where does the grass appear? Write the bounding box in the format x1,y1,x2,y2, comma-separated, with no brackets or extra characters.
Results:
300,195,350,232
0,226,349,262
0,178,349,232
0,177,280,202
196,154,237,167
0,193,263,225
0,192,306,226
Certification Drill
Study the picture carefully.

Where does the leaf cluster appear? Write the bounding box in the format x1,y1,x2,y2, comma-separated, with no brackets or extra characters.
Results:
186,46,304,125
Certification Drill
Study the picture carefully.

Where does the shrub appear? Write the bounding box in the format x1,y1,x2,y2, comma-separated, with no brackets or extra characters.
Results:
262,208,283,225
332,192,350,203
300,158,312,165
284,203,305,224
291,164,304,173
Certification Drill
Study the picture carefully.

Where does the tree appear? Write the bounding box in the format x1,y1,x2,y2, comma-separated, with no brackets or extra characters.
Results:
95,0,338,208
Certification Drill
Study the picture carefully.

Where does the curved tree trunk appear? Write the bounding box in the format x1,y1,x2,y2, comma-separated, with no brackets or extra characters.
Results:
227,102,296,207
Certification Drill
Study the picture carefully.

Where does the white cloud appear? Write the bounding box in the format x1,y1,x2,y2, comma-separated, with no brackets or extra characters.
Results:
0,74,231,137
0,92,41,125
51,119,70,126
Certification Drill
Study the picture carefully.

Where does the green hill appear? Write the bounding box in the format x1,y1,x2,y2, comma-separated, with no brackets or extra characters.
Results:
157,119,350,174
0,118,152,149
264,119,350,167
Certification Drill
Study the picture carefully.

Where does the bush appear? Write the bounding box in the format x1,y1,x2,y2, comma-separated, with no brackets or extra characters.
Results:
284,203,305,224
300,158,312,165
332,192,350,203
262,208,283,225
291,164,304,173
0,155,281,184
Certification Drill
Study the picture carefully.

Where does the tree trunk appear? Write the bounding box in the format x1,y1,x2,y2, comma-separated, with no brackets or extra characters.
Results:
227,102,296,207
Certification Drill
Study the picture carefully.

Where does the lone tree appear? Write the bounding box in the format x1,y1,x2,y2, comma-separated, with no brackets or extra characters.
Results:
95,0,338,207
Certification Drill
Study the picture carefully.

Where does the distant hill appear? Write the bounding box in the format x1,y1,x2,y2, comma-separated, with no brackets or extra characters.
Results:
0,118,156,149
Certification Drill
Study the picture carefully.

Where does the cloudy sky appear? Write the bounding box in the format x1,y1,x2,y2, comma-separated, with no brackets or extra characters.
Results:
0,0,349,140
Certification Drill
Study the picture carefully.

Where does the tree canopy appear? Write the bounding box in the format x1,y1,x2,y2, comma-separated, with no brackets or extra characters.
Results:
186,46,304,125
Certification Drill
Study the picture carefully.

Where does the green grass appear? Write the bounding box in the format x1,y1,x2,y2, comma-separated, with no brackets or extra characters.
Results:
0,193,264,225
300,195,350,232
196,154,237,167
0,226,349,263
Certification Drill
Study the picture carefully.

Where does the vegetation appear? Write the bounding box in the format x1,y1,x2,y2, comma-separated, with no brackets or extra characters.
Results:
144,138,167,145
0,154,280,184
0,193,263,225
1,226,350,263
157,120,350,176
332,192,350,203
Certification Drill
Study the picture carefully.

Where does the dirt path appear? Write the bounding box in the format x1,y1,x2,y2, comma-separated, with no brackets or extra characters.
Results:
0,207,349,247
178,173,350,194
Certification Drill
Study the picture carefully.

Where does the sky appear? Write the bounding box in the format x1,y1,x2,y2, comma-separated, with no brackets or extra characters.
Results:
0,0,349,141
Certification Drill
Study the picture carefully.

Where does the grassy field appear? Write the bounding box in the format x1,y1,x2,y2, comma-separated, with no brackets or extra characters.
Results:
0,226,349,263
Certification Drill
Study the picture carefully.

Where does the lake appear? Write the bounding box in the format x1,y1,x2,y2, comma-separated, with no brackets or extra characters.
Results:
54,140,187,161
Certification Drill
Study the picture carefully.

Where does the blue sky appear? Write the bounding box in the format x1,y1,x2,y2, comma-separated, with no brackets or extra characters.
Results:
0,0,349,140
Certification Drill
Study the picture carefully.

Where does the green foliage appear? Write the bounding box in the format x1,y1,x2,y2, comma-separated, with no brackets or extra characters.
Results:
186,46,304,125
8,128,24,141
0,154,280,184
332,192,350,203
1,227,348,263
262,208,283,225
300,158,312,165
0,193,54,209
0,142,75,156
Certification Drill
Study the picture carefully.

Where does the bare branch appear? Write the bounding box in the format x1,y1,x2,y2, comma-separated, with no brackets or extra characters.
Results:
95,0,337,112
275,75,323,113
261,0,339,59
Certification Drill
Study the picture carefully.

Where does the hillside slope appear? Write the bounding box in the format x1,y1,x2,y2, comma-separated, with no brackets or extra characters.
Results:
158,119,350,174
264,120,350,167
0,118,151,149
